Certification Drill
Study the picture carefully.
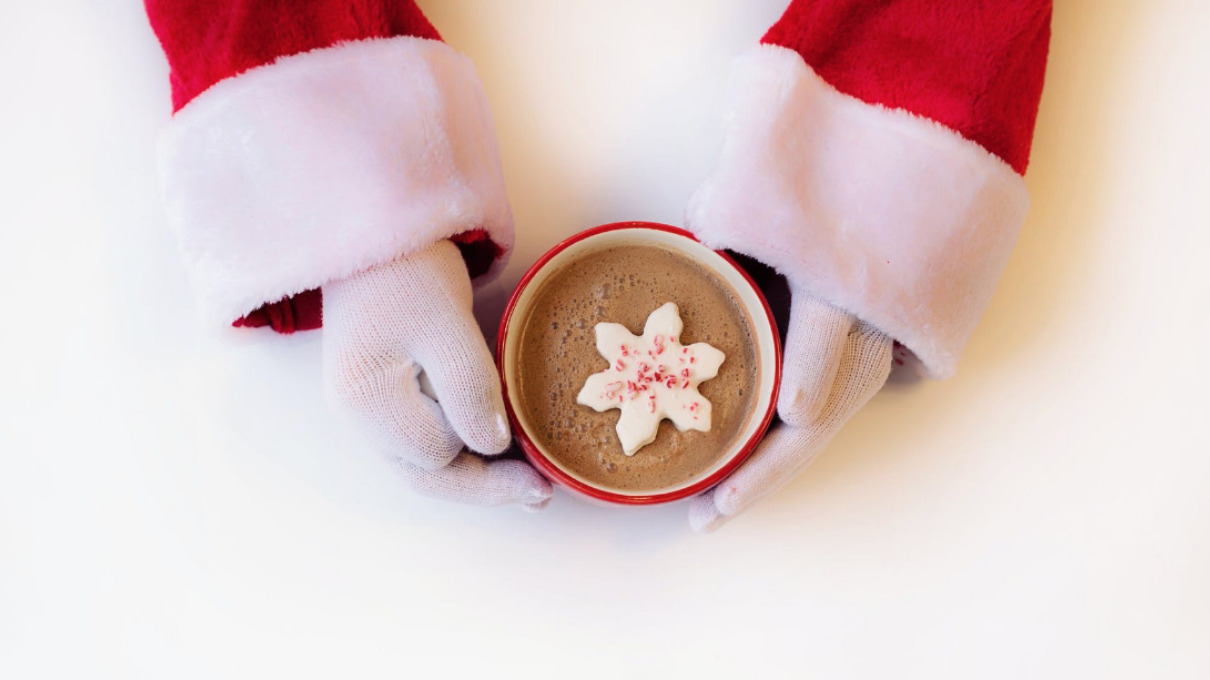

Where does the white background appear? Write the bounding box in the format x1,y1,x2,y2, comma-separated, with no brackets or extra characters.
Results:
2,1,1207,678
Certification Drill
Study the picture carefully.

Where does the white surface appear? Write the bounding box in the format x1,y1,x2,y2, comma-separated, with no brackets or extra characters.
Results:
1,1,1207,678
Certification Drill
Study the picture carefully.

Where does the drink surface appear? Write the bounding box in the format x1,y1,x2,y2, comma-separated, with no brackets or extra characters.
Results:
516,244,759,493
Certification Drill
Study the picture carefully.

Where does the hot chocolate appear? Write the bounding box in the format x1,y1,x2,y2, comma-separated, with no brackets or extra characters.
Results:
515,244,759,493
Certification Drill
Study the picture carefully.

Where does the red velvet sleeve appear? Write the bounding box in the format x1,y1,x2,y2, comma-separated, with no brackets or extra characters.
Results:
145,0,441,113
145,0,499,334
762,0,1052,175
685,0,1051,377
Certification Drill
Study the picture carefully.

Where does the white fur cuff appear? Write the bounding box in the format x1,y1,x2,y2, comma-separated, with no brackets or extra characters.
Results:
687,45,1030,379
158,37,513,325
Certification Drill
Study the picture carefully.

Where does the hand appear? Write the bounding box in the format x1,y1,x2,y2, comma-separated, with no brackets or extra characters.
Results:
323,239,552,509
689,285,892,532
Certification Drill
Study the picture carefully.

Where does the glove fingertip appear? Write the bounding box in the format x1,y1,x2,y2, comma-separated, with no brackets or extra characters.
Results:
778,386,828,428
497,459,553,507
441,386,512,456
523,495,553,513
688,492,730,533
481,411,514,456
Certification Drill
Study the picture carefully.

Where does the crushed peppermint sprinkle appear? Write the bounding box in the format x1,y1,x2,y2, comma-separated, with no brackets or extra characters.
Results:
575,302,726,456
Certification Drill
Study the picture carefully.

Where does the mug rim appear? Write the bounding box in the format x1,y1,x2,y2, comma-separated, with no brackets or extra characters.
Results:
496,221,782,505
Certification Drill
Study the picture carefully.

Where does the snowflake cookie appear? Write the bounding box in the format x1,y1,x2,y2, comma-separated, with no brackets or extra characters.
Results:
576,302,726,455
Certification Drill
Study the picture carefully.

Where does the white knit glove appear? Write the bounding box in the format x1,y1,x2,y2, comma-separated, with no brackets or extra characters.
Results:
323,239,552,509
689,285,893,532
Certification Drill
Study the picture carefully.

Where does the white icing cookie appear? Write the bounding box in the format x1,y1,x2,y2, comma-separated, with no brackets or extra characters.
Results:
576,302,726,456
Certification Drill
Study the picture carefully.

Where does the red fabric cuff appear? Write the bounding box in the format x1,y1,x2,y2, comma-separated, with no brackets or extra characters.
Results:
234,288,323,334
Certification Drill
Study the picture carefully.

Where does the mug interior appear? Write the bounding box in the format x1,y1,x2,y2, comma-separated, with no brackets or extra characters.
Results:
499,224,780,503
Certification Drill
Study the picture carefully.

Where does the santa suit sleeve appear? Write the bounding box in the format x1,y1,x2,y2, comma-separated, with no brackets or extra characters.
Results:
687,0,1052,378
145,0,512,333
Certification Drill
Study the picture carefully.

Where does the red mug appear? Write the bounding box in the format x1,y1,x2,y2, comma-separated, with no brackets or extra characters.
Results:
497,222,782,505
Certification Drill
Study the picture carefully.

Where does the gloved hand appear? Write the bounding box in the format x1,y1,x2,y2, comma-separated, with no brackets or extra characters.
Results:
689,287,892,532
683,0,1049,530
323,239,552,509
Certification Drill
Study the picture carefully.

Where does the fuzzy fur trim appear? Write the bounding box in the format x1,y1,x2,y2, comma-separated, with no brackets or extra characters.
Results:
687,45,1030,379
157,36,513,325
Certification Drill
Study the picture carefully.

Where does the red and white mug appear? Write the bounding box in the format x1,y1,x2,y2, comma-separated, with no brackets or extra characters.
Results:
497,222,781,505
